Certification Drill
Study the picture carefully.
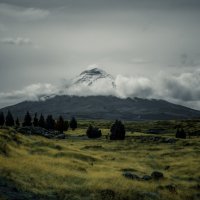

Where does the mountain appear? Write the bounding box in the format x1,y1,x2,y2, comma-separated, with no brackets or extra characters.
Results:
72,68,116,88
0,95,200,120
1,67,200,120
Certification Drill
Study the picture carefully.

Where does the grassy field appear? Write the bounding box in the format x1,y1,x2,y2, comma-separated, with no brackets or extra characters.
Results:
0,121,200,200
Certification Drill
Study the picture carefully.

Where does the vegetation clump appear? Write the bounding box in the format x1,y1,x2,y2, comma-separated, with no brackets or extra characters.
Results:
70,117,77,130
45,115,55,130
56,116,69,133
176,128,186,139
15,118,20,127
86,125,102,138
33,113,39,127
5,111,14,127
110,120,126,140
0,112,5,126
23,111,32,127
38,114,45,128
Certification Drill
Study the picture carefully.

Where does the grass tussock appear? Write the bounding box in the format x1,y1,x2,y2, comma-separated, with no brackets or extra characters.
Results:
0,127,200,200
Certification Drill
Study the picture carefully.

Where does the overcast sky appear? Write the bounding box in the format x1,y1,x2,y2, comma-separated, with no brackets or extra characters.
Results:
0,0,200,109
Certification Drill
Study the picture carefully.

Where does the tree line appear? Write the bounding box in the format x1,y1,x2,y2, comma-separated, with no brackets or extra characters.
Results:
0,111,126,140
0,111,77,132
0,110,187,140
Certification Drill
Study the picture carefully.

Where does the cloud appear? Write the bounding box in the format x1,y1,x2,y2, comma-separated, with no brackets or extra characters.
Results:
115,75,153,98
0,37,32,46
160,71,200,101
0,83,57,108
0,3,49,21
61,68,200,110
0,68,200,110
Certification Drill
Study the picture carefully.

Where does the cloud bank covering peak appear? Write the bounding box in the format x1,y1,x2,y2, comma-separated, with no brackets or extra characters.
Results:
0,66,200,111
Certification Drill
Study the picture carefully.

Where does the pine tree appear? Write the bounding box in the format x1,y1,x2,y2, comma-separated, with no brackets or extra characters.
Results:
0,112,5,126
110,120,126,140
69,117,77,130
38,114,45,128
56,116,64,133
33,113,39,127
46,115,55,130
5,111,14,126
64,121,69,132
23,111,32,127
15,117,20,127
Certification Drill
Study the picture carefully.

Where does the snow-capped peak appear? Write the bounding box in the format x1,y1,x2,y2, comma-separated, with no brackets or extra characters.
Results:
72,67,116,88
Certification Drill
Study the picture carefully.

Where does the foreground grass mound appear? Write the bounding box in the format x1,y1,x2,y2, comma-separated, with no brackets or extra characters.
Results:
0,128,200,200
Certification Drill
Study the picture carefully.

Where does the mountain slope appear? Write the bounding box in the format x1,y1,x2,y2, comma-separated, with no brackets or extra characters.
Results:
72,68,116,88
0,95,200,120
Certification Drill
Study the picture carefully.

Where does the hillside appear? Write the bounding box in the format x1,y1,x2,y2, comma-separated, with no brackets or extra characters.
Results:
0,127,200,200
1,95,200,120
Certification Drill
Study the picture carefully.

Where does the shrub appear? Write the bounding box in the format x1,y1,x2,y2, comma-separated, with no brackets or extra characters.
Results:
70,117,77,130
110,120,126,140
86,125,102,138
176,128,186,139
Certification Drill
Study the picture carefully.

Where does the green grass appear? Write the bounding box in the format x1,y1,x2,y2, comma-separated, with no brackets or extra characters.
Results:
0,123,200,200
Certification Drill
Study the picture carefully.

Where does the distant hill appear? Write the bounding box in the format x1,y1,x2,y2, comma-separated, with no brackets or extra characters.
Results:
0,95,200,120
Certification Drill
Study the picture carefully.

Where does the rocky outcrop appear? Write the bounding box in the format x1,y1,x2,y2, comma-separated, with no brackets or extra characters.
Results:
123,171,164,181
133,135,177,143
16,127,65,139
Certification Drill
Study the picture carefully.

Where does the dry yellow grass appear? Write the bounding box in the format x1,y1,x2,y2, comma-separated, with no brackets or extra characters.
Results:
0,128,200,200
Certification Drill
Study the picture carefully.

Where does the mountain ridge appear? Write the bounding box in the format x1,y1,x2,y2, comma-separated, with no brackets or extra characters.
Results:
0,95,199,120
1,67,200,120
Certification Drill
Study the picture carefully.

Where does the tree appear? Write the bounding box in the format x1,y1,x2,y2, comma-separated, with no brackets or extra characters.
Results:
70,117,77,130
33,113,39,127
23,111,32,127
86,125,102,138
46,115,55,130
64,121,69,132
110,120,126,140
0,112,5,126
176,128,186,139
15,117,20,127
38,114,45,128
5,111,14,126
56,116,64,133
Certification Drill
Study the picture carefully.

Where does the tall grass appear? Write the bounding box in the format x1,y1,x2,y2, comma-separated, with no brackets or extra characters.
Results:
0,126,200,200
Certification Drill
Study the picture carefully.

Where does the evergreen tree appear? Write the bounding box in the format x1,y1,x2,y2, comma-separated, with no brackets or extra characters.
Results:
23,111,32,127
0,112,5,126
110,120,126,140
64,121,69,132
56,116,64,133
33,113,39,127
38,114,45,128
86,125,102,138
15,117,20,127
176,128,186,139
69,117,77,130
5,111,14,126
46,115,55,130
